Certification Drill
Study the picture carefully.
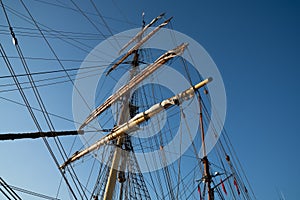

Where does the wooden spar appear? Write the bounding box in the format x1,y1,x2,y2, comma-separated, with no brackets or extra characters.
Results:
106,16,173,75
79,43,188,130
118,12,165,54
60,77,212,169
0,130,83,141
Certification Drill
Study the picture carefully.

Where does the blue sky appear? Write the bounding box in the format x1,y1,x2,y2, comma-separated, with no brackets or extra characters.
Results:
0,0,299,199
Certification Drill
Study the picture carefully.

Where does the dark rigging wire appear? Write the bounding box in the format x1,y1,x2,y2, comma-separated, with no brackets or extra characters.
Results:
0,43,78,200
3,4,105,58
0,64,108,79
31,0,138,26
15,0,96,116
0,177,21,200
0,54,106,63
0,95,106,132
69,0,120,54
69,0,115,48
8,184,61,200
16,0,116,198
0,68,102,94
0,0,83,199
89,0,121,49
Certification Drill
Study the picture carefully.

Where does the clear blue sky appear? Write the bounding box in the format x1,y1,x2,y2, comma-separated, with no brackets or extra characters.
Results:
0,0,299,199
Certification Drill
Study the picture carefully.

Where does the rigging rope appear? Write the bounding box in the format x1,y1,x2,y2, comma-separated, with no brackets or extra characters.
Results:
3,4,107,57
0,69,102,94
17,0,99,197
0,1,257,198
0,0,90,198
8,184,61,200
0,177,21,200
89,0,121,49
0,42,78,200
0,95,102,132
31,0,138,26
69,0,108,41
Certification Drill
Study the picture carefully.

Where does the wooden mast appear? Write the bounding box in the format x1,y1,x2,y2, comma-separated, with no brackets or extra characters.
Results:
103,50,139,200
199,94,214,200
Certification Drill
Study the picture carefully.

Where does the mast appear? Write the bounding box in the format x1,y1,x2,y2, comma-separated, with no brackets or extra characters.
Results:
103,49,140,200
106,16,172,75
0,2,258,198
103,14,151,198
199,93,214,200
118,12,165,54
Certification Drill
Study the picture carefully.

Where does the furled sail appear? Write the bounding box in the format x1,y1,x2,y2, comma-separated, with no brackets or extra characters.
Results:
106,16,173,75
61,78,212,169
79,43,188,130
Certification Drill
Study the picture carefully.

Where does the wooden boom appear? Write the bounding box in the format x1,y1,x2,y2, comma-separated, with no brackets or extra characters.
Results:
60,77,212,169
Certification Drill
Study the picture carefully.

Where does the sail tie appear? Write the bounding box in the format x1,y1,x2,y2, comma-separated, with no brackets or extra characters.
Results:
234,178,240,195
220,178,227,195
